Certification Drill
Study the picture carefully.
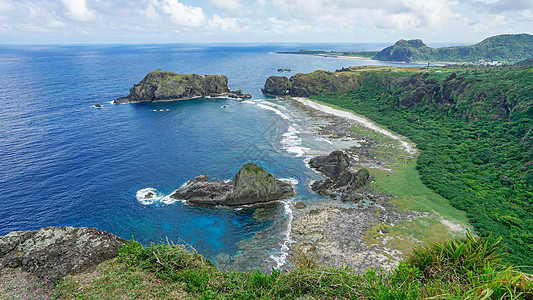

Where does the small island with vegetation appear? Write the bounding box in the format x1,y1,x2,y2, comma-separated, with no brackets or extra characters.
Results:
169,162,295,206
114,69,251,104
280,34,533,64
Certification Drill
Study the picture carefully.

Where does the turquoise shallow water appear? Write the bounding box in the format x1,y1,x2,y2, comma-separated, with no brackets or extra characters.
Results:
0,44,421,270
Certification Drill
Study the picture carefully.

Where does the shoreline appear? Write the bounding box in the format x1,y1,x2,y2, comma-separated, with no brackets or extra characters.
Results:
280,52,461,66
283,96,467,272
291,97,417,155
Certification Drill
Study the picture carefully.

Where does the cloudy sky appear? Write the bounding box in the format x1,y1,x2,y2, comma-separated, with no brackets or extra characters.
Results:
0,0,531,44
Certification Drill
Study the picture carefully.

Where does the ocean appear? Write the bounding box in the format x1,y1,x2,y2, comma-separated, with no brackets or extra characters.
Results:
0,43,421,270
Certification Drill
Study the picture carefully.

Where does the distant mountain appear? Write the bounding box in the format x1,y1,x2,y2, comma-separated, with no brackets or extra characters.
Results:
374,34,533,63
374,39,432,62
279,34,533,65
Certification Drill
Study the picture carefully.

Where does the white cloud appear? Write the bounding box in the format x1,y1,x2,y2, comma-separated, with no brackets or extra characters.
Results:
61,0,96,22
0,0,15,14
154,0,206,27
209,0,242,11
0,0,530,43
208,15,240,31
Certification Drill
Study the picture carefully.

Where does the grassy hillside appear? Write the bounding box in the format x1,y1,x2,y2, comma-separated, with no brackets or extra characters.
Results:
54,235,532,299
311,63,532,267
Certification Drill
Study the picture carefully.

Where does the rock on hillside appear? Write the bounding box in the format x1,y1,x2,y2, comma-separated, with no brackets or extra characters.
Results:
171,162,295,206
0,226,126,281
114,69,251,104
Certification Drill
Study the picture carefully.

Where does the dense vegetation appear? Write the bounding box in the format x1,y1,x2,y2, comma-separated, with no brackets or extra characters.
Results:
55,235,533,299
281,34,533,64
312,63,533,267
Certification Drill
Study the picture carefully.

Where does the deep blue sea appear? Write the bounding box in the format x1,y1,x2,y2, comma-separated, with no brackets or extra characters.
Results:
0,43,421,270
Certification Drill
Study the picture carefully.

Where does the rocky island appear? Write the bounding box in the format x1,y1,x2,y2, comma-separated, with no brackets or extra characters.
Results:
170,162,295,206
114,69,251,104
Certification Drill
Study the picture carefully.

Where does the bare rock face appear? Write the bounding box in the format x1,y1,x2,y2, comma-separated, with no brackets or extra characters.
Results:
309,150,370,201
0,227,126,281
171,162,295,206
171,174,233,206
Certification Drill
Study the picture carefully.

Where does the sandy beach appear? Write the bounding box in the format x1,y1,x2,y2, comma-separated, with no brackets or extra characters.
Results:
292,97,417,155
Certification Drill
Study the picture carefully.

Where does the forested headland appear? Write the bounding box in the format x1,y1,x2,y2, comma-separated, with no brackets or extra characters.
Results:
306,62,532,267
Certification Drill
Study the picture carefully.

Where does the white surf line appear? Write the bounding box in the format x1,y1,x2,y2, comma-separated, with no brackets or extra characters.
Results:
292,97,417,155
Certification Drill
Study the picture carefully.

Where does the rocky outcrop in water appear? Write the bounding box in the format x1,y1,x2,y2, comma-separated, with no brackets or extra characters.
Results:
170,162,295,206
114,69,251,104
0,227,126,281
309,150,370,201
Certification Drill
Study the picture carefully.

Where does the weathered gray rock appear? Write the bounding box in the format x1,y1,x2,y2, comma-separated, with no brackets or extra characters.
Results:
171,174,233,206
0,227,126,280
309,150,370,201
114,69,251,104
171,163,295,206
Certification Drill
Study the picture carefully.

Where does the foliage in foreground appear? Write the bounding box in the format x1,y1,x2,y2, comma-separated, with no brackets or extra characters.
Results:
55,235,533,299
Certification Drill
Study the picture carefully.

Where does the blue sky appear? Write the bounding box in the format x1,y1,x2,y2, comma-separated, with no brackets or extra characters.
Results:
0,0,531,44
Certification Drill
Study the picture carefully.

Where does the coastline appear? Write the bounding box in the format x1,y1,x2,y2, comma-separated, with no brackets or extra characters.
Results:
284,96,468,272
280,52,460,66
291,97,416,155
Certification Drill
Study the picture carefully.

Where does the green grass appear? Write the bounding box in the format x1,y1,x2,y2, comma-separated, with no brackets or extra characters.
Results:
301,96,470,254
54,236,533,299
372,160,469,227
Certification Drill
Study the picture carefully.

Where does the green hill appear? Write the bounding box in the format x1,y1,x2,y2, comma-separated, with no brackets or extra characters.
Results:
374,34,533,63
280,34,533,64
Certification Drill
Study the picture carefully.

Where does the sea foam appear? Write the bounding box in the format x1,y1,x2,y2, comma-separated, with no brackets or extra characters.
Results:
281,125,310,157
269,199,295,269
136,188,181,205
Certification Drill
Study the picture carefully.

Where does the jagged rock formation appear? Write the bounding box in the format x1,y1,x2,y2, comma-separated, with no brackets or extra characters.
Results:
309,151,370,201
114,69,251,104
171,162,295,206
0,227,126,281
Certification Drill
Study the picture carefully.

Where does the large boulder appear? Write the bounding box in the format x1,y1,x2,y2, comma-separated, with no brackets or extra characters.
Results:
309,151,370,201
0,227,126,281
228,162,294,206
114,69,251,104
171,163,295,206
